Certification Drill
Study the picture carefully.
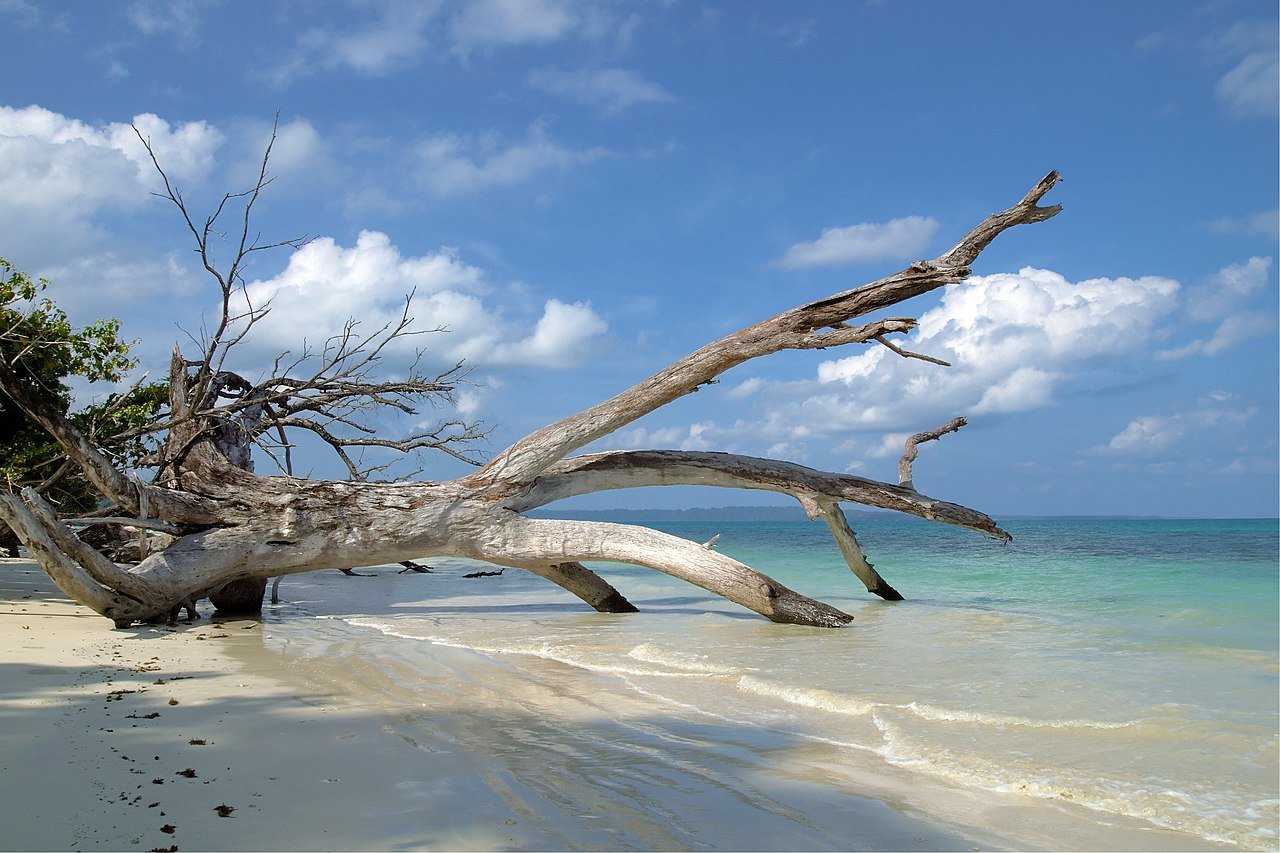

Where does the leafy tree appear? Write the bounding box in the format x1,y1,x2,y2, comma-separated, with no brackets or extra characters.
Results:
0,257,165,524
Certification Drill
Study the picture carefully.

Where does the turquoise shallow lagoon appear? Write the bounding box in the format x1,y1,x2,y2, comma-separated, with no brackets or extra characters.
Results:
266,515,1279,849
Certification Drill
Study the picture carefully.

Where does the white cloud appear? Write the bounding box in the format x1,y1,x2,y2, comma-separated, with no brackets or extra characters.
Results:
1162,257,1275,359
1206,255,1271,302
1090,394,1254,457
971,367,1057,415
450,0,578,52
128,0,205,38
529,67,673,113
0,1,39,26
0,105,222,262
1216,50,1279,118
727,377,764,400
491,298,608,367
867,432,911,459
267,1,442,83
1161,311,1276,359
776,216,940,270
1203,19,1280,119
807,267,1181,430
1098,415,1184,454
231,230,607,371
227,117,334,187
604,421,721,452
1207,209,1279,237
415,124,605,197
265,0,632,83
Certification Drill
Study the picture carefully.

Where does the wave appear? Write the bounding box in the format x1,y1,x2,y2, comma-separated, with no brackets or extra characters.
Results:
873,715,1274,848
901,701,1137,730
735,674,1135,730
627,643,742,675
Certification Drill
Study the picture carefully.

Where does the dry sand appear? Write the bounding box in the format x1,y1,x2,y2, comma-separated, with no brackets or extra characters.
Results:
0,559,561,851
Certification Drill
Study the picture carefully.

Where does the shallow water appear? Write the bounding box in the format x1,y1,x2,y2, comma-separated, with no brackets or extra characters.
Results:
266,516,1278,849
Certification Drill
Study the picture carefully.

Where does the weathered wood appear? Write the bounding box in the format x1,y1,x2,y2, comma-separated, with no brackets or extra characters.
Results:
899,417,967,491
815,499,903,601
0,173,1062,628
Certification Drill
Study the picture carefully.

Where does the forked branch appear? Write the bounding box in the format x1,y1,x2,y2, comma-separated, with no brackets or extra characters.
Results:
475,172,1063,489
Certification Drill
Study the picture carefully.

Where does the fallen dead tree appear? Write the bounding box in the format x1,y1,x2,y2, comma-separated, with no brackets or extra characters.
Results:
0,132,1061,628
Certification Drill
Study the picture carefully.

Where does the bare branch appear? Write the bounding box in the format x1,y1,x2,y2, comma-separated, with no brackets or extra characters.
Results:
515,448,1009,541
873,334,951,367
476,173,1063,489
898,417,967,491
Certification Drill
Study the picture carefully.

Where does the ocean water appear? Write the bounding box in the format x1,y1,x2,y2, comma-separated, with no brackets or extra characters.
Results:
265,515,1279,849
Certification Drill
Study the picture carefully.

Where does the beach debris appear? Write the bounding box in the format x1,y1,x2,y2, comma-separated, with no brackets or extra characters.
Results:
176,768,197,778
168,699,179,705
188,739,207,745
160,824,176,834
463,568,505,579
397,560,434,573
0,164,1050,628
149,846,178,852
213,804,236,817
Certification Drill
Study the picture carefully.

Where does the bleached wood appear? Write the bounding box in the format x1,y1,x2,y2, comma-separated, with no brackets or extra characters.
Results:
0,172,1060,628
515,450,1010,541
898,417,968,491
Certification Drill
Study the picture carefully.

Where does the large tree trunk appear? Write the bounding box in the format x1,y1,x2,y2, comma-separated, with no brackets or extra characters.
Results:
0,173,1062,628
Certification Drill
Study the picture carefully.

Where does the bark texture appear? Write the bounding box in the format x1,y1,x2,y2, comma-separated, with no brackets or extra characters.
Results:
0,172,1062,627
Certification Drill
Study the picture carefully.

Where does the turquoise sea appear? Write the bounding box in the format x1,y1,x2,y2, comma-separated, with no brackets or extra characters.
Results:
267,514,1279,849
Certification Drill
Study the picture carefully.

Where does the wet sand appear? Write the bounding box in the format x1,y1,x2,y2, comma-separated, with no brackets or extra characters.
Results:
1,559,1231,851
0,560,989,851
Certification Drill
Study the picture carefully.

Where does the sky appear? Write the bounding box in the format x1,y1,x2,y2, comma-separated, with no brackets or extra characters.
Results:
0,0,1276,517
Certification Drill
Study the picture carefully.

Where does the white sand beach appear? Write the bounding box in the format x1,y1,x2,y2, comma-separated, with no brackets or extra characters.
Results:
1,557,1239,852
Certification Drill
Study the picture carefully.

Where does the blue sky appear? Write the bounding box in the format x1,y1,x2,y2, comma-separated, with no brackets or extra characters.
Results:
1,0,1276,517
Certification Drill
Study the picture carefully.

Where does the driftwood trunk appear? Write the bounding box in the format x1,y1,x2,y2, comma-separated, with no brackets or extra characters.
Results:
0,172,1063,628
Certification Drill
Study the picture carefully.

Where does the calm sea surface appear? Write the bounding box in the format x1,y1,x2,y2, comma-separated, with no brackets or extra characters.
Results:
269,516,1279,849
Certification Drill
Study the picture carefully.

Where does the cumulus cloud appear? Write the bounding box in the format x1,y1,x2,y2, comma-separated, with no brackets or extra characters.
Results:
0,105,222,262
529,67,673,113
491,298,608,367
415,124,605,197
776,216,939,270
231,230,607,371
808,267,1181,430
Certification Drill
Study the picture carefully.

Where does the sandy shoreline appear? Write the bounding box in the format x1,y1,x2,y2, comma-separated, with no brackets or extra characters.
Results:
2,558,1233,851
1,560,560,851
2,560,982,851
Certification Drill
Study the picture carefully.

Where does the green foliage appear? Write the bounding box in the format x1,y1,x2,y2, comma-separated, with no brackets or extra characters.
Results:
1,256,165,512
